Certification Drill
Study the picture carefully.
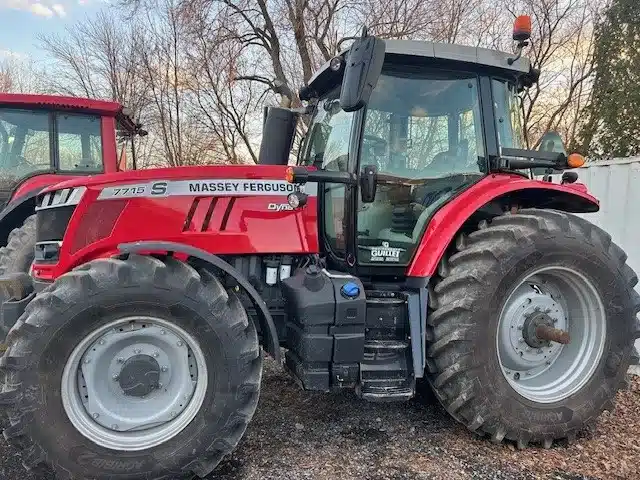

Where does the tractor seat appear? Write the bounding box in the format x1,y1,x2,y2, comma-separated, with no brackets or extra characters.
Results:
428,139,470,175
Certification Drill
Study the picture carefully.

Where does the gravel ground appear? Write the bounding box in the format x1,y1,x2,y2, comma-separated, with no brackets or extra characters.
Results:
2,359,639,480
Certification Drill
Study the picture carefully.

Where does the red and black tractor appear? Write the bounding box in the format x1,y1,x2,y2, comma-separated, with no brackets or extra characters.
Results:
0,18,638,480
0,93,144,307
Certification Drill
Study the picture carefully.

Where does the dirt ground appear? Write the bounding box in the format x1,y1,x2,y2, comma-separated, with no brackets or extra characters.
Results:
3,359,639,480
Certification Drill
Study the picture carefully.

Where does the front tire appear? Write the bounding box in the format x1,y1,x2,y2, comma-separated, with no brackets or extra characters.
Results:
426,208,640,448
0,254,262,479
0,214,36,277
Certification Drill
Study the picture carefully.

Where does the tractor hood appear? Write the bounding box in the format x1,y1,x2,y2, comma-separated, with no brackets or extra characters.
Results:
41,165,294,195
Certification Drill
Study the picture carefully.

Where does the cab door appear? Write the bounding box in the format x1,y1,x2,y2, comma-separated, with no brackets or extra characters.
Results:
353,66,489,272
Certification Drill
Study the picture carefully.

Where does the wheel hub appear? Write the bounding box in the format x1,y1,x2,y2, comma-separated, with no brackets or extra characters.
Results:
118,354,161,397
497,268,606,404
522,313,554,349
63,317,208,451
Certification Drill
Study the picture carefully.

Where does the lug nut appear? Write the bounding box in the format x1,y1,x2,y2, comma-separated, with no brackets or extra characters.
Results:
99,339,105,345
177,341,183,347
537,349,543,354
112,424,119,430
153,352,159,358
112,374,119,381
517,325,523,330
161,366,168,372
513,373,520,380
117,357,124,364
93,413,99,419
84,358,91,364
134,349,141,354
526,347,531,352
160,329,166,335
519,338,525,343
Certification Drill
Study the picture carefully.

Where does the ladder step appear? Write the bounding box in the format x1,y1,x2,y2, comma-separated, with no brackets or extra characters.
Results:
361,386,414,402
364,340,408,350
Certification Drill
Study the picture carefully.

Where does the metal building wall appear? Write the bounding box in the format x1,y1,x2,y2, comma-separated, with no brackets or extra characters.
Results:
546,157,640,359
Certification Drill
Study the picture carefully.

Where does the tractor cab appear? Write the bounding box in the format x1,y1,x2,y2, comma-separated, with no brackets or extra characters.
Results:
0,93,143,209
262,18,584,275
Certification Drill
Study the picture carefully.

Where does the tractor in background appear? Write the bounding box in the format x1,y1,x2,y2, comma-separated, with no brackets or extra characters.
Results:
0,16,638,480
0,93,144,334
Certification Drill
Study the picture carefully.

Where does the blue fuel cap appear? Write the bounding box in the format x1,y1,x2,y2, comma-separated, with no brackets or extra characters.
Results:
341,282,360,299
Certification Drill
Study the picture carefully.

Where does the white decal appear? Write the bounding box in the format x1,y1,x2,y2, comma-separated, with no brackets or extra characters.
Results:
368,241,405,263
97,179,317,200
267,203,294,212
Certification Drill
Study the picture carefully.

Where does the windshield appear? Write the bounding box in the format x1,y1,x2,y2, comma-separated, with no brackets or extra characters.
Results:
300,87,355,172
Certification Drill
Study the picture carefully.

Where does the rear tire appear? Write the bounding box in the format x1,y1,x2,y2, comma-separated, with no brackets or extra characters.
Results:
0,254,262,479
426,208,640,448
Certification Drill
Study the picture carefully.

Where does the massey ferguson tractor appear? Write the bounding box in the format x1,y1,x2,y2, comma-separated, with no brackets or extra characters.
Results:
0,92,143,319
0,16,638,480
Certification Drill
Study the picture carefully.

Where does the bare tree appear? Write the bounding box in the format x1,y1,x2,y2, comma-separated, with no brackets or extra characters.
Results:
0,56,45,93
502,0,602,148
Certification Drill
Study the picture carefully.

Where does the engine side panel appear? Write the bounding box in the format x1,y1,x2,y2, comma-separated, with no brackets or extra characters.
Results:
407,174,600,278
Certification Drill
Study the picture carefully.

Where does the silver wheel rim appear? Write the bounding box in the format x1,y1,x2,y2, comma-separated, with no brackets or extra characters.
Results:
497,266,606,404
61,316,208,451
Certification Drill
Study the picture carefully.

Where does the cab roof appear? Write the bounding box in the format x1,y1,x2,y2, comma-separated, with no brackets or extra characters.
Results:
382,39,530,74
0,92,125,116
307,38,531,96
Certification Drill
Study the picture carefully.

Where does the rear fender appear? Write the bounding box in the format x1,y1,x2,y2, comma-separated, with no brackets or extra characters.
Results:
118,241,281,363
407,175,599,278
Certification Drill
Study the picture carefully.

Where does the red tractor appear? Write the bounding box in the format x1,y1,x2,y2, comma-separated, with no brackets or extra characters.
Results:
0,93,144,310
0,18,638,480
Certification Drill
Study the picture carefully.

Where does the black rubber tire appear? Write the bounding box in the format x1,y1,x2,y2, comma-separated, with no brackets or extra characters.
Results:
426,208,640,449
0,214,36,276
0,253,262,479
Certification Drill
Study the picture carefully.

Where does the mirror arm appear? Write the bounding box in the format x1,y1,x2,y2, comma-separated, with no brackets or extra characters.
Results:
499,147,567,170
287,166,358,185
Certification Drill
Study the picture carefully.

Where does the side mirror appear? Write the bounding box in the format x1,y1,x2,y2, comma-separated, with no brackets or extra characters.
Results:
258,106,299,165
538,131,567,156
339,28,385,112
532,131,566,176
360,164,378,203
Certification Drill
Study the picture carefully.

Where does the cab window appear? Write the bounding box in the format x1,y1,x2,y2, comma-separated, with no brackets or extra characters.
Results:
57,113,103,172
0,108,52,177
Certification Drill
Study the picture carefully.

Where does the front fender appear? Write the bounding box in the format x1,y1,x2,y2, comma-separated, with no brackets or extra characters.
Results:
118,241,281,363
407,174,599,278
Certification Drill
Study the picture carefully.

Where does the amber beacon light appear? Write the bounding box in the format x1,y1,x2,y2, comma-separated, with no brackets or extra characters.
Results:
513,15,532,41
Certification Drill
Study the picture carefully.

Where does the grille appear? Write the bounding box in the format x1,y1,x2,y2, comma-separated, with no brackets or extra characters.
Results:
36,206,76,243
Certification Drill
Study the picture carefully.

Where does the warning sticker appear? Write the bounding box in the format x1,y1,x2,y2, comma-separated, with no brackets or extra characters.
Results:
97,179,317,200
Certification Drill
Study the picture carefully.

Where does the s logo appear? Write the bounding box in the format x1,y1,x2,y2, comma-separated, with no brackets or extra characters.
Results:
151,182,168,195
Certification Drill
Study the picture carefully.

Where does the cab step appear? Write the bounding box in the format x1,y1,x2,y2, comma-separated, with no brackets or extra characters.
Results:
360,291,415,402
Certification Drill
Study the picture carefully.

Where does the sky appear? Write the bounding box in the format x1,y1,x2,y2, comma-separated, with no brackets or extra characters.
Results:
0,0,105,62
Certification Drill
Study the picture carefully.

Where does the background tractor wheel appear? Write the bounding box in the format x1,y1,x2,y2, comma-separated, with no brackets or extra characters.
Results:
0,254,262,479
426,208,640,449
0,214,36,277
